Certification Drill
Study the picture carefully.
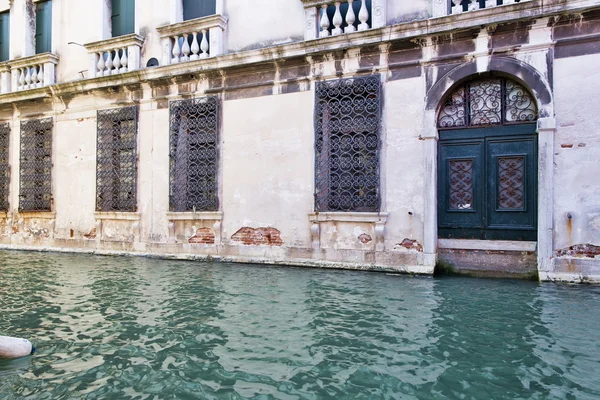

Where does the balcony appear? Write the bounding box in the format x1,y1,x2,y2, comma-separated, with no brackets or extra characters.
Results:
302,0,386,41
84,34,144,79
432,0,532,17
157,15,228,67
1,53,59,93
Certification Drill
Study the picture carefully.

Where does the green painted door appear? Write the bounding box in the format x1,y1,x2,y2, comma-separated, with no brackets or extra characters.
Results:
183,0,216,20
112,0,135,37
0,11,9,62
35,0,52,54
438,124,537,241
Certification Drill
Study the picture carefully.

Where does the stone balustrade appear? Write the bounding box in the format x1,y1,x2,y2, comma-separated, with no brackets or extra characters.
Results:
4,53,59,92
84,34,144,78
433,0,532,17
157,15,228,67
302,0,386,41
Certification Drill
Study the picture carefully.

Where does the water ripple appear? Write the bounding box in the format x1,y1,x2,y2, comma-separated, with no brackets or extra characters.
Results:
1,251,600,399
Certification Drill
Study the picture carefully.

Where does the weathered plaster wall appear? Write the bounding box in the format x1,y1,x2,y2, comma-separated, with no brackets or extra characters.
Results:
553,52,600,252
386,0,430,25
382,76,425,252
221,91,314,248
225,0,305,51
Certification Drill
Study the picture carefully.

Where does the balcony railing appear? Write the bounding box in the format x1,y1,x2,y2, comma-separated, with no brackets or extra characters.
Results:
433,0,531,17
84,34,144,78
157,15,228,67
302,0,386,41
6,53,59,92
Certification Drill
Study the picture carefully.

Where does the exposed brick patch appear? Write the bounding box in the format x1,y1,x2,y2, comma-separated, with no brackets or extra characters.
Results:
556,244,600,258
358,233,372,244
84,228,96,239
561,144,573,148
231,227,283,246
396,238,423,252
189,228,215,245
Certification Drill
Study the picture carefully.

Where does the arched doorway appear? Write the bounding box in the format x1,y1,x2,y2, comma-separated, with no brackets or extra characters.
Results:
437,77,538,241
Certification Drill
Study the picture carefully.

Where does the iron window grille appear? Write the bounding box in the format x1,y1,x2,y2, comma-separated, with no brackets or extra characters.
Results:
20,118,53,212
438,78,538,129
0,123,9,211
314,74,381,212
96,106,138,212
169,96,219,212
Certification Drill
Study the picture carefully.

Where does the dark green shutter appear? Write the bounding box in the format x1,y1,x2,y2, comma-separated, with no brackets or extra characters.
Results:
0,12,9,62
183,0,216,20
35,1,52,54
112,0,134,37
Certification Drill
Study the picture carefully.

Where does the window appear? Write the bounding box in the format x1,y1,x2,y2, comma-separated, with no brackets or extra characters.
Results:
20,118,52,212
169,96,219,212
35,0,52,54
0,11,9,62
183,0,216,20
314,75,381,212
96,106,138,212
112,0,135,37
0,123,9,211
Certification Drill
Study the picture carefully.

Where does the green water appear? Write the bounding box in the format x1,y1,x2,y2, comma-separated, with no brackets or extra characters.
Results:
0,251,599,399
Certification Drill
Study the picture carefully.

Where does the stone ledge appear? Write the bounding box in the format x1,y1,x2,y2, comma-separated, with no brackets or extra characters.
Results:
438,239,537,252
166,211,223,221
84,34,144,54
309,212,388,223
94,212,140,221
156,15,228,38
17,211,56,219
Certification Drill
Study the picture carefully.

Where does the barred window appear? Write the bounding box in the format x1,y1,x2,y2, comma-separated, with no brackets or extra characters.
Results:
0,123,9,211
314,75,381,212
96,106,138,212
169,96,219,212
20,118,52,212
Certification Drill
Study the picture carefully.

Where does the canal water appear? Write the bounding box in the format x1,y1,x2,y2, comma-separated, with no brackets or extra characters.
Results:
1,251,599,399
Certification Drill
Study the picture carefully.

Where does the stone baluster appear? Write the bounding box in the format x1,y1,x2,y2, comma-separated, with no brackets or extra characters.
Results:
332,2,343,36
105,51,113,76
484,0,495,8
97,52,105,76
172,36,181,63
190,32,200,61
120,48,128,73
37,65,44,87
200,30,209,58
18,68,25,90
181,34,191,62
358,0,369,31
468,0,479,11
112,50,121,75
30,66,38,88
24,67,32,89
345,0,356,33
319,5,330,38
504,0,515,4
451,0,463,14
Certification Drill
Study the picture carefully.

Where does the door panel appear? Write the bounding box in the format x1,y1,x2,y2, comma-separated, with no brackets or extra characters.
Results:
438,140,484,238
486,137,537,240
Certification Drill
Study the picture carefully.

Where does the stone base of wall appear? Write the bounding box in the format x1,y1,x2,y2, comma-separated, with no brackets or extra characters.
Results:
438,248,538,279
541,257,600,283
0,239,433,275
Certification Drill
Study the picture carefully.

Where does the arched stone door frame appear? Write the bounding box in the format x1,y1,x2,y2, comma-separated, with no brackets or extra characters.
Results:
422,57,556,276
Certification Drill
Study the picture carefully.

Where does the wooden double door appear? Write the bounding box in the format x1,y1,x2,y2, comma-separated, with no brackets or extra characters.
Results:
438,123,537,241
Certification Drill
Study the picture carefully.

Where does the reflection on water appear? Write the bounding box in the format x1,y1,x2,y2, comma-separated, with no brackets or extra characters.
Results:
1,251,600,399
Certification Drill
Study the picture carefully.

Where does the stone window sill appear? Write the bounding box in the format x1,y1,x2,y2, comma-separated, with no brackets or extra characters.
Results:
438,239,537,252
95,211,140,221
17,211,56,219
309,212,388,223
166,211,223,221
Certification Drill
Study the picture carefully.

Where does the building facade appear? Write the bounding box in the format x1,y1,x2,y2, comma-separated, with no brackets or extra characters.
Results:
0,0,598,282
